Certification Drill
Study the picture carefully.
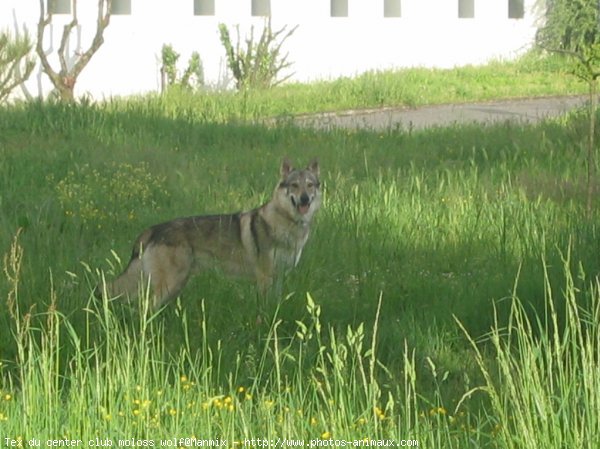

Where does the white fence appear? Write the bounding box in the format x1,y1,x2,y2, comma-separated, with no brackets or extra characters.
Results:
0,0,540,99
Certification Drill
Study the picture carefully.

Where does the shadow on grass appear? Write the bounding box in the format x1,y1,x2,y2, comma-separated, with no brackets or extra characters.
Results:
1,100,600,413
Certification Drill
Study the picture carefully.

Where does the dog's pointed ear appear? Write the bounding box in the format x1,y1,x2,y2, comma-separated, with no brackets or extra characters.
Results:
307,159,319,177
280,158,293,177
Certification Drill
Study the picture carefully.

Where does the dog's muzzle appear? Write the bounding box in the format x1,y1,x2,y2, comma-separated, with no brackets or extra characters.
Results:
292,193,311,215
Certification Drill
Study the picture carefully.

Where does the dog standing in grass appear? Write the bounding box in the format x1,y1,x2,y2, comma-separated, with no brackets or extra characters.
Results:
95,158,321,310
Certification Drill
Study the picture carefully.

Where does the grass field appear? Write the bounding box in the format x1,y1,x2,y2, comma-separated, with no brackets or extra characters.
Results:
121,53,587,123
0,59,599,447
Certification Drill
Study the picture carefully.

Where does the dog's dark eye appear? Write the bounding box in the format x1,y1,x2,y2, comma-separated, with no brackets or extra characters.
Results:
291,182,300,188
306,182,314,188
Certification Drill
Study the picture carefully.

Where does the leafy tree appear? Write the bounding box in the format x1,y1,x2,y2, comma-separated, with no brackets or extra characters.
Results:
37,0,112,102
536,0,600,212
0,29,35,102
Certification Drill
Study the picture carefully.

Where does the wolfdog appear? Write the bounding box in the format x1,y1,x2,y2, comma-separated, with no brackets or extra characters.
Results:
96,158,321,310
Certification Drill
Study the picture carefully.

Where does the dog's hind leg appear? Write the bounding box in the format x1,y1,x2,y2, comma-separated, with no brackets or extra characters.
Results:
142,244,193,310
95,257,145,303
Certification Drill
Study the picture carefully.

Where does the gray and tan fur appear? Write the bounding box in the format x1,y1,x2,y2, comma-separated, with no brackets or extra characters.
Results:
96,158,321,310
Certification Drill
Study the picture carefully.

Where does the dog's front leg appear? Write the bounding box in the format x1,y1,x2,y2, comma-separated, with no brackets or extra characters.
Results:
253,255,275,325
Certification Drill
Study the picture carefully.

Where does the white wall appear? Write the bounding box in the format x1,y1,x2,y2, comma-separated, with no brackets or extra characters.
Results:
0,0,540,100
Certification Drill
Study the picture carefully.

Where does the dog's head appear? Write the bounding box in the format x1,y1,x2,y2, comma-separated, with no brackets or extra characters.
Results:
276,158,321,222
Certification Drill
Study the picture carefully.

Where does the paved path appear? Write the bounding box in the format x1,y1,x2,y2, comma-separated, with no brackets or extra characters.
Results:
292,95,588,131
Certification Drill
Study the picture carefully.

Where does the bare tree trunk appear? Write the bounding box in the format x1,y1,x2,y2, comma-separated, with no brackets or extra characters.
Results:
36,0,112,102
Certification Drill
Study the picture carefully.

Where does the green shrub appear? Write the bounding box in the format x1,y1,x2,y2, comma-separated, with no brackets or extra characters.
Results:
0,29,34,102
218,20,297,90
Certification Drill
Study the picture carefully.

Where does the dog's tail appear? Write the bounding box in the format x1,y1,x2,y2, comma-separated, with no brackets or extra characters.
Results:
94,229,152,302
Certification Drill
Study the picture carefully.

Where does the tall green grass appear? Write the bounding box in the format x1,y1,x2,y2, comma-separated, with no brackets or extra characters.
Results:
60,52,585,124
458,252,600,448
0,67,598,444
2,215,599,447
